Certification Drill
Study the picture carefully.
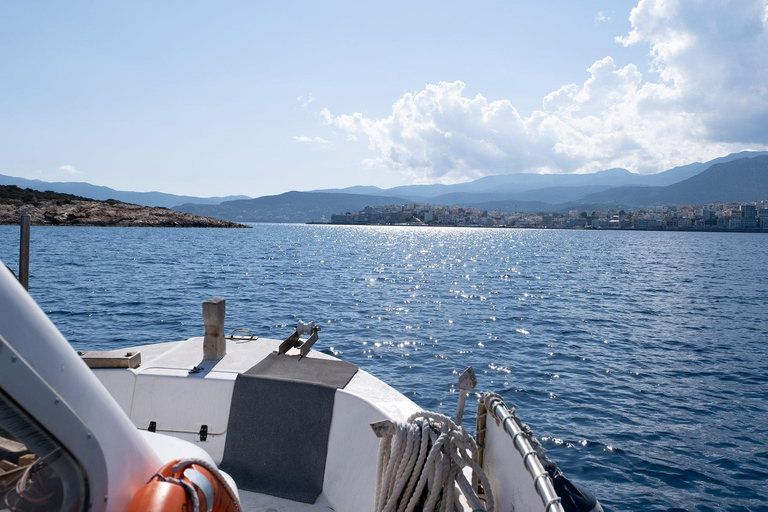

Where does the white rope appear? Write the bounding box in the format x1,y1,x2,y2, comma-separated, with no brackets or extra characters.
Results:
374,412,494,512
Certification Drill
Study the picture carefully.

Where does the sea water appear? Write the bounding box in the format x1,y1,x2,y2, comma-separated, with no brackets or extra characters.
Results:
1,224,766,511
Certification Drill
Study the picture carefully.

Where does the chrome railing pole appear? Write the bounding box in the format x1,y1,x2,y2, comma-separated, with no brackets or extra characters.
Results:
488,397,565,512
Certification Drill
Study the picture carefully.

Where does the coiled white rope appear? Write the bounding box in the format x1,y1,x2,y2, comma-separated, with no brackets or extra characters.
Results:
374,411,494,512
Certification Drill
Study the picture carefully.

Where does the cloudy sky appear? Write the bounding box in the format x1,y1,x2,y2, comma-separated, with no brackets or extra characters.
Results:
1,0,766,197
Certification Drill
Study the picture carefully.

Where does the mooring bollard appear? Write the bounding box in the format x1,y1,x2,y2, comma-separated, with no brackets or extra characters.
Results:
19,214,30,291
203,298,226,360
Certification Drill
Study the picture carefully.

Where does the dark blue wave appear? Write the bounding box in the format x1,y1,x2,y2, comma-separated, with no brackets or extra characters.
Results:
2,225,767,511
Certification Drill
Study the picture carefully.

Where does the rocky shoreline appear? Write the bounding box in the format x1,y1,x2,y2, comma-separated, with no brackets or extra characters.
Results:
0,199,249,228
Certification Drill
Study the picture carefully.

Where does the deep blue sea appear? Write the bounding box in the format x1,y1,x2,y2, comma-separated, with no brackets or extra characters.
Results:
1,224,767,511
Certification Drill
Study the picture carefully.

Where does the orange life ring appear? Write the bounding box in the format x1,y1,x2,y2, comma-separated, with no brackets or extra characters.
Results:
127,459,240,512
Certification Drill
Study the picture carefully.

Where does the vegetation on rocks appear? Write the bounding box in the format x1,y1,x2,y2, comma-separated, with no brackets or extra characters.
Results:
0,185,249,228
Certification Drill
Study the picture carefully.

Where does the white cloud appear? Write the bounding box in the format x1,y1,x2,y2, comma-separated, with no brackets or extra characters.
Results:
297,93,315,108
59,164,82,174
595,11,610,23
617,0,768,144
323,0,768,182
293,135,331,144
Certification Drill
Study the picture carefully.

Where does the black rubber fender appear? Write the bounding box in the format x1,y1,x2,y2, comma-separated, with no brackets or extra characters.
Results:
547,464,604,512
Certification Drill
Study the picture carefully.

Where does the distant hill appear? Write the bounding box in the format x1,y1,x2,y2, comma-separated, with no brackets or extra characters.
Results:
0,185,247,228
638,151,767,186
172,152,768,222
6,150,766,221
0,185,89,205
314,150,768,205
577,155,768,208
315,169,637,201
424,185,618,207
174,191,413,223
0,174,250,208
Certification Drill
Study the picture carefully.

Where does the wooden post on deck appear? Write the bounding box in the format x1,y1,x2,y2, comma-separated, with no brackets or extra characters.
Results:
203,298,226,360
19,214,30,291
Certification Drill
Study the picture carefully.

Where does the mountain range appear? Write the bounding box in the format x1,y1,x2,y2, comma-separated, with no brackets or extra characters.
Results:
174,152,768,222
313,150,766,205
576,155,768,208
3,150,767,223
0,175,250,208
175,191,413,223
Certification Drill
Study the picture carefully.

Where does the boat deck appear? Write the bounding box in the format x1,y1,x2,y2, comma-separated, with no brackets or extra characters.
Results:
89,333,421,511
240,490,335,511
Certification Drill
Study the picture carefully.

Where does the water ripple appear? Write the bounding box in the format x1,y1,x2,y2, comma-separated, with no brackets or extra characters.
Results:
2,225,767,511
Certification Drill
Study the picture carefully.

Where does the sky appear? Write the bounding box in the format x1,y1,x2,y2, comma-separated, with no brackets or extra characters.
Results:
1,0,767,198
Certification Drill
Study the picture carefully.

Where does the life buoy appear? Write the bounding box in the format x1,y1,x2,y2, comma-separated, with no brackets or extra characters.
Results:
127,458,241,512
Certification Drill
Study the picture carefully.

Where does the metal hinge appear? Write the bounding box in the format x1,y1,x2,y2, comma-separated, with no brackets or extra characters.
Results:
148,421,156,432
199,424,208,441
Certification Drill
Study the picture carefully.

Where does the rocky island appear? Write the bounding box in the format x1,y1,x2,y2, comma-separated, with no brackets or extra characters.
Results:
0,185,248,228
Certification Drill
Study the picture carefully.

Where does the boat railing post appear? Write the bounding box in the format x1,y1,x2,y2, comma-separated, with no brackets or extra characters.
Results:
203,298,226,360
19,214,30,291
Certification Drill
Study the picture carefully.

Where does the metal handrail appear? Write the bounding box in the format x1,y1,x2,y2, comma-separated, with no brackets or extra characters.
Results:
480,394,565,512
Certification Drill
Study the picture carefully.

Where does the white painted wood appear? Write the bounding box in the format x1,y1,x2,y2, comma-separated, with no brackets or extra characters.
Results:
322,391,382,512
138,430,217,467
484,412,547,511
130,368,235,463
136,336,281,374
91,367,137,416
342,367,422,423
131,368,236,434
323,362,422,511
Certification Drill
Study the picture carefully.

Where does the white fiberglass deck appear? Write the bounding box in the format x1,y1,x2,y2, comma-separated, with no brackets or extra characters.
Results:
91,335,421,511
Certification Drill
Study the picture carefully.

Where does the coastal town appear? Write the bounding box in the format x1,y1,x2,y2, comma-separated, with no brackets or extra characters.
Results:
330,201,768,231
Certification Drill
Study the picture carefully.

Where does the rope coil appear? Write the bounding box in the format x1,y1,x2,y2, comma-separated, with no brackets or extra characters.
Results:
374,411,494,512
